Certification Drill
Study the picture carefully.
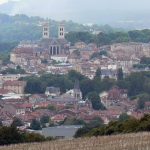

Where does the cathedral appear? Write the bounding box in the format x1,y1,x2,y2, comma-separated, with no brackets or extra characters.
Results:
39,21,70,56
10,21,70,65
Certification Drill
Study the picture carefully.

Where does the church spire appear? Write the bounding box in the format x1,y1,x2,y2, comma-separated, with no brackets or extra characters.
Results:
73,80,82,100
74,80,80,90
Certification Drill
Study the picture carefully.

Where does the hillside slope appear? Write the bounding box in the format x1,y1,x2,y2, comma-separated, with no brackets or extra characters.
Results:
1,132,150,150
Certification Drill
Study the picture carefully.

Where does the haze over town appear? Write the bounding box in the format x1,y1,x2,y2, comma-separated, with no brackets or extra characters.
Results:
1,0,150,149
1,0,150,28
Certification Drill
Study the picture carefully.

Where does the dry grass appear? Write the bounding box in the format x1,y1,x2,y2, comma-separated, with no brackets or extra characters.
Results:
1,132,150,150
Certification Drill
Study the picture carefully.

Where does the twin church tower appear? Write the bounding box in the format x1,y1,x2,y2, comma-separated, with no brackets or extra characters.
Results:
43,21,65,39
40,21,69,56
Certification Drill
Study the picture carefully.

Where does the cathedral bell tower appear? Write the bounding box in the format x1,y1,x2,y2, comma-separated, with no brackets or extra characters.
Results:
58,23,65,39
43,21,50,39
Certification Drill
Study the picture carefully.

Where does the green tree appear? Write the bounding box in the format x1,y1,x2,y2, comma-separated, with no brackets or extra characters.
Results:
87,92,105,110
0,126,23,145
140,57,150,65
11,118,23,127
40,116,49,126
137,99,145,110
95,32,110,47
117,68,124,80
30,119,41,130
94,68,101,80
119,113,130,122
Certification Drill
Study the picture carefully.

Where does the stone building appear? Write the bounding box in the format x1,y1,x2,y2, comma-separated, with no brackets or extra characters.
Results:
3,80,26,94
45,86,60,97
10,21,70,66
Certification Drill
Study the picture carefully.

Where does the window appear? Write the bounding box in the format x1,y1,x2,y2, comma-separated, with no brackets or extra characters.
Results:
44,28,48,31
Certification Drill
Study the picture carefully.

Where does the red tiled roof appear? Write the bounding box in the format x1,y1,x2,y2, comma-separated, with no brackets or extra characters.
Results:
3,80,26,86
0,88,13,94
13,47,34,54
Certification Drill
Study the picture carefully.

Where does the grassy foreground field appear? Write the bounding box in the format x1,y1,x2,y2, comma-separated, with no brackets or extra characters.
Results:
0,132,150,150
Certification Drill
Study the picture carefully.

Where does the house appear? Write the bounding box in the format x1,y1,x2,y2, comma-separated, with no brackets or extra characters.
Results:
101,69,117,79
2,104,25,116
144,102,150,110
51,114,67,123
0,74,29,82
45,87,60,97
3,80,26,94
107,86,128,101
62,80,82,100
100,86,128,108
29,94,47,104
48,97,79,106
0,88,14,96
58,109,78,117
15,105,26,115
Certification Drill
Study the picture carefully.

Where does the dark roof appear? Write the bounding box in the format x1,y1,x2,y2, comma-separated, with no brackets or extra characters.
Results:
42,125,82,138
101,69,117,76
48,97,78,103
39,38,68,48
46,87,60,93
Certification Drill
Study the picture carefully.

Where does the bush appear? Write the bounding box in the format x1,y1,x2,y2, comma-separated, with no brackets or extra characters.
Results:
75,114,150,138
0,126,53,145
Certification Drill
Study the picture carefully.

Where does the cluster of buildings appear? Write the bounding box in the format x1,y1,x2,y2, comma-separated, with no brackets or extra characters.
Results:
1,22,150,130
9,21,150,78
0,78,148,128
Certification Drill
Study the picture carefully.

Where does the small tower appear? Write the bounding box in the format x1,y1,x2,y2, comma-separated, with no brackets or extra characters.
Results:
73,80,82,100
43,21,50,39
58,23,65,39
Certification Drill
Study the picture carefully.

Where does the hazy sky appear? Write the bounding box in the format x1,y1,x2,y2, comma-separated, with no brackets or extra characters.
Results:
1,0,150,24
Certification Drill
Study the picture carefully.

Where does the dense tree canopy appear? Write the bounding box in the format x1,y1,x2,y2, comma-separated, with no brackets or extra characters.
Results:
117,68,124,81
0,14,150,46
0,126,52,145
23,71,150,104
11,118,24,127
30,119,41,130
87,92,105,110
75,114,150,138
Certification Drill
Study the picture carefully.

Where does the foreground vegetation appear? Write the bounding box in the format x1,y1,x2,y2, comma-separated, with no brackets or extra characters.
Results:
1,132,150,150
0,126,53,145
75,114,150,138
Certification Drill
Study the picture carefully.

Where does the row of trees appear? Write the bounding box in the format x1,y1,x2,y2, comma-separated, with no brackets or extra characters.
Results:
0,14,116,42
22,70,150,110
22,70,117,110
66,29,150,46
75,114,150,138
12,116,50,130
1,14,150,45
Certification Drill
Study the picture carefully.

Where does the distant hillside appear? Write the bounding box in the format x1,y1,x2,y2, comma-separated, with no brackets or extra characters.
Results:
0,14,122,42
1,132,150,150
0,1,16,14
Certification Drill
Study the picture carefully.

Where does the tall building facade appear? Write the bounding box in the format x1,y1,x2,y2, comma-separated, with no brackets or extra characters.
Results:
42,21,50,39
58,23,65,39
